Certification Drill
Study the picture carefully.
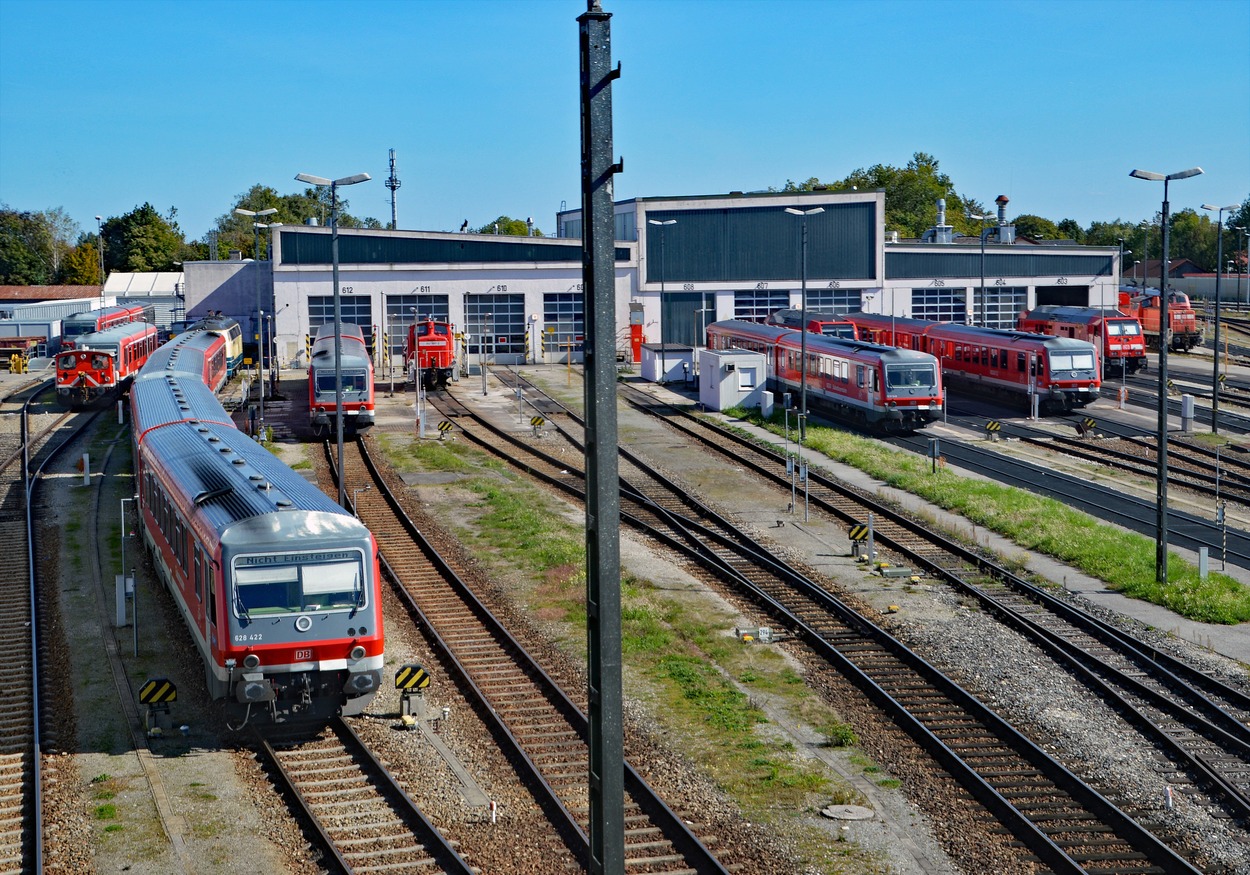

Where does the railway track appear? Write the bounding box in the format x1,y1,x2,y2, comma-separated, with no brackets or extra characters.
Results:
331,435,731,875
461,370,1242,873
256,718,475,874
0,378,91,873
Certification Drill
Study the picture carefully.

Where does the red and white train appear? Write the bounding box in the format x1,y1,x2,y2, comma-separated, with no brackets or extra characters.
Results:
1017,305,1147,376
130,324,384,725
308,323,376,435
706,319,943,432
766,308,859,340
405,318,457,390
845,313,1100,413
55,320,161,407
61,304,153,350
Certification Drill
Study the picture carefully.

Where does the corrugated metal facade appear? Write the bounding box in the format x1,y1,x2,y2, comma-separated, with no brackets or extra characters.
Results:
644,203,877,283
886,251,1113,279
281,231,630,266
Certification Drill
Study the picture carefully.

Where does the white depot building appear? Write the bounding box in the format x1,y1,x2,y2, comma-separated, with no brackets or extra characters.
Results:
182,189,1127,373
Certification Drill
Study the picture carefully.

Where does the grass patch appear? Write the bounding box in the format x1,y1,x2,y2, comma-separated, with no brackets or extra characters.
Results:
725,408,1250,626
93,803,117,820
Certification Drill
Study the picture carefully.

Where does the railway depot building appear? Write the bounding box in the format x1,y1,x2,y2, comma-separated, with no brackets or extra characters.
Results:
182,190,1126,372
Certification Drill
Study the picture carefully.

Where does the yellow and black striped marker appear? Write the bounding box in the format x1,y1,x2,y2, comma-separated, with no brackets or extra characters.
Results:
985,421,1002,434
395,663,431,691
530,416,545,428
139,677,177,705
437,420,453,436
848,524,871,542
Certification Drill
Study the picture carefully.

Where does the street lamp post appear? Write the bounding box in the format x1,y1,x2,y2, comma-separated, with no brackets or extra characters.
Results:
1133,260,1142,285
647,219,676,383
1202,203,1239,435
1233,226,1247,308
1130,165,1203,585
352,484,371,518
785,207,824,434
1117,238,1132,286
481,312,492,396
1140,220,1151,288
294,172,371,508
969,212,990,326
95,215,106,300
236,207,279,433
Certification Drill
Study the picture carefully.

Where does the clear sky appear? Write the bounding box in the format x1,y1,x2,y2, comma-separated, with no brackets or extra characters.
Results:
1,0,1247,244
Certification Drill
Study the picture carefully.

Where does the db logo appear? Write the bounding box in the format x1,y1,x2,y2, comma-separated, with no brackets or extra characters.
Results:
294,649,313,661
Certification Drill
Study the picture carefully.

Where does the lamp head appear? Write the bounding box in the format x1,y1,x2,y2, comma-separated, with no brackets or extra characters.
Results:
295,173,331,186
235,207,257,217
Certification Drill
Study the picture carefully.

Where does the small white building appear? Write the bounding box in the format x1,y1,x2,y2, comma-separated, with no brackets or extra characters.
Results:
640,343,695,384
698,348,767,412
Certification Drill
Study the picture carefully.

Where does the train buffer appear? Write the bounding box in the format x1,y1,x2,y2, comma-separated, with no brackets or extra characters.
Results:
395,663,432,724
139,677,177,737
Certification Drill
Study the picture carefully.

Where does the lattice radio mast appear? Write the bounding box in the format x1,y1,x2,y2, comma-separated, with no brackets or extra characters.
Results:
384,148,401,229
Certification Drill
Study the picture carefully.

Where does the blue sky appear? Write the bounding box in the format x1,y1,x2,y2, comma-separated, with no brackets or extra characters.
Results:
1,0,1247,243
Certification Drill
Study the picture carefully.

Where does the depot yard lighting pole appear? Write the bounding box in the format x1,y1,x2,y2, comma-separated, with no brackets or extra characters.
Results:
968,212,990,326
785,207,824,435
1202,203,1239,435
1117,238,1132,284
648,219,676,383
1234,226,1247,308
294,172,371,508
95,215,106,299
1130,166,1203,584
235,207,279,431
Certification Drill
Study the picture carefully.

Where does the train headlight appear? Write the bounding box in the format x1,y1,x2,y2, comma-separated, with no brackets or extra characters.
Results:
243,653,260,670
350,645,366,660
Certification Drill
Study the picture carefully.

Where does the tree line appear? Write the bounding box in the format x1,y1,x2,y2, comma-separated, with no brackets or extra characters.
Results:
2,156,1244,286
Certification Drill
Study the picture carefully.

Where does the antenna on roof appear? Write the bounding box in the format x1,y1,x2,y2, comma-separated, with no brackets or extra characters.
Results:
384,148,401,230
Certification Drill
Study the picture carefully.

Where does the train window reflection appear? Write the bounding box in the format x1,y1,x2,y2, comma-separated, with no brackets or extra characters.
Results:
233,559,364,616
885,365,936,389
1049,353,1096,372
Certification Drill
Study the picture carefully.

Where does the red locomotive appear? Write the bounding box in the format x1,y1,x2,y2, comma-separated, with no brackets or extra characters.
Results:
1017,306,1147,376
55,320,160,407
405,318,457,390
766,308,858,339
61,304,153,350
706,319,943,432
1117,287,1201,352
845,313,1100,413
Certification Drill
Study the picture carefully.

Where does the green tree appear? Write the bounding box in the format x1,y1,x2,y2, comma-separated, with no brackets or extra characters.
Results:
206,183,380,257
1013,214,1061,241
0,206,54,284
474,215,543,236
61,241,101,284
1057,219,1085,244
821,152,987,238
103,203,185,273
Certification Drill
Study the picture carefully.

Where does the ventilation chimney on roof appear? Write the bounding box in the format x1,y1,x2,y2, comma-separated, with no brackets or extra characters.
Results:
921,198,954,244
994,194,1016,244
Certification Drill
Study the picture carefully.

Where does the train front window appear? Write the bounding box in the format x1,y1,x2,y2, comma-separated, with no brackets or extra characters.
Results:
885,364,936,390
1049,352,1096,372
316,370,368,394
57,354,76,370
232,558,365,619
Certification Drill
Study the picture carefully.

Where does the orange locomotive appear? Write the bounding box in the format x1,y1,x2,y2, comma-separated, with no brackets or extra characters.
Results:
1118,287,1201,352
405,318,457,390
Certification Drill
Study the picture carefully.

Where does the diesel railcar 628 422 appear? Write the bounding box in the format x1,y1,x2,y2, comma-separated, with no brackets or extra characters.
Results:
845,313,1101,413
706,319,943,432
130,325,385,726
308,322,376,436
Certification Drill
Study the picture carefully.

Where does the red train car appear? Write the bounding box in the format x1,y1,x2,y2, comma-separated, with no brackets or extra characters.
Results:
55,321,160,407
706,319,942,432
1117,287,1201,352
1017,305,1147,376
845,313,1100,413
766,308,858,340
308,323,376,435
405,318,457,390
61,304,153,350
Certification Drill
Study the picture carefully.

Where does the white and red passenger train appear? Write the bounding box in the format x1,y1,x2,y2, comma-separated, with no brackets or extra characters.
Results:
1017,305,1146,377
130,324,384,725
706,319,943,432
308,322,376,435
844,313,1101,412
60,303,153,350
55,320,160,408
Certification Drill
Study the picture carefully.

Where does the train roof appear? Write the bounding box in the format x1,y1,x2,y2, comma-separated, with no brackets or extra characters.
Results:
768,308,851,325
131,328,233,435
1021,305,1133,322
314,322,366,342
143,419,355,534
71,320,156,348
709,319,936,363
707,319,794,342
189,314,240,332
64,304,142,322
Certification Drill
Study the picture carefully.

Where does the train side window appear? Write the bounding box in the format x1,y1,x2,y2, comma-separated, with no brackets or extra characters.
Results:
193,551,202,602
953,346,962,362
1017,352,1026,372
857,364,865,387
